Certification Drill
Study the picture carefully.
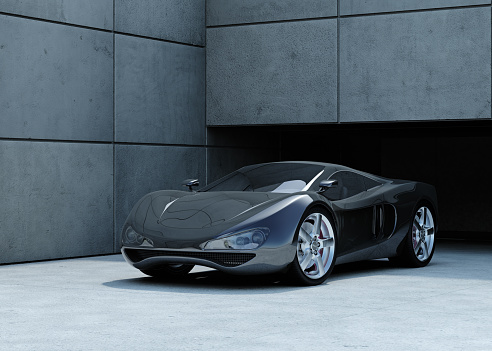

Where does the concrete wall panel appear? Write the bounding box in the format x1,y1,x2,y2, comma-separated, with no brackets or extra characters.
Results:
207,0,337,26
207,19,337,126
0,15,113,141
115,35,205,145
114,145,206,248
0,0,113,29
341,0,490,16
340,8,491,122
115,0,205,46
0,141,113,264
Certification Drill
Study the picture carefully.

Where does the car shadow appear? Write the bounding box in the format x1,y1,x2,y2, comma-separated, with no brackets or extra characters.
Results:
103,269,305,295
330,259,395,281
103,259,403,294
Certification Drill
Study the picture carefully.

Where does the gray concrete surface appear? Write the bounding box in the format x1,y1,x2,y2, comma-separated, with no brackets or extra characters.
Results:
0,1,207,263
207,19,337,126
340,7,491,122
0,240,490,350
115,34,205,145
0,0,113,30
115,0,205,46
0,141,113,263
0,14,113,141
206,0,337,26
114,145,206,249
340,0,490,16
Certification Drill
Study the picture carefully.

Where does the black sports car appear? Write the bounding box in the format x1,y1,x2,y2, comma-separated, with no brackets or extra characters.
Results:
121,161,438,285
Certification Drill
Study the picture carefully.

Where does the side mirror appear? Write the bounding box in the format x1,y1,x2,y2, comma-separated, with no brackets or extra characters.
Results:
317,179,338,193
182,179,199,192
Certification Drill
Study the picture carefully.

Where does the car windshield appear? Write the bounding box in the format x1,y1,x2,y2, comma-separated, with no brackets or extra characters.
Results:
200,163,325,193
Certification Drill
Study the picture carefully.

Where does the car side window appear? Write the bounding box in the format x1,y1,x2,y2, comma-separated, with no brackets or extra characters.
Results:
323,171,376,201
363,176,382,190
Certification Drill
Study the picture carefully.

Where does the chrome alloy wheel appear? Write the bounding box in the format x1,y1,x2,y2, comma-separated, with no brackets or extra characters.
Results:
296,213,335,280
411,206,435,262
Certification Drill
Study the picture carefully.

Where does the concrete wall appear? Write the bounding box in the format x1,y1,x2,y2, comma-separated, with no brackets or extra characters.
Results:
340,7,490,122
0,1,206,264
339,0,490,15
0,15,113,141
0,141,113,263
207,1,491,125
207,20,337,126
207,0,337,25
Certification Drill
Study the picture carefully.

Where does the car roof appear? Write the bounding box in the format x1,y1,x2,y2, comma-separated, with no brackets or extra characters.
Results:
236,161,389,184
237,161,350,175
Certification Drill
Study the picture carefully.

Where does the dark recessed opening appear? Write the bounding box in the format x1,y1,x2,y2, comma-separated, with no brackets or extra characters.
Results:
207,120,492,240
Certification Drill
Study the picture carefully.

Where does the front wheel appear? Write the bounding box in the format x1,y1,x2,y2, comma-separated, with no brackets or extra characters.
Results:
287,208,337,286
394,205,436,267
140,264,194,279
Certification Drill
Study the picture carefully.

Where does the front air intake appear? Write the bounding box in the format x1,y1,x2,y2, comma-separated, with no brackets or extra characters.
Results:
124,248,255,267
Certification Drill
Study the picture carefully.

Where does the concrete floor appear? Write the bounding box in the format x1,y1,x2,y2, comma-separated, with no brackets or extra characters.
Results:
1,240,491,351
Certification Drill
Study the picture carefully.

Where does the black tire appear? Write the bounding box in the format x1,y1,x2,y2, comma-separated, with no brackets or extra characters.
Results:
287,207,337,286
393,205,436,268
140,264,194,279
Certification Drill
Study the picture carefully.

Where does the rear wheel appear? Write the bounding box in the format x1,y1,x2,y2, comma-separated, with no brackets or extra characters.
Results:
393,205,436,267
288,208,337,286
140,264,194,279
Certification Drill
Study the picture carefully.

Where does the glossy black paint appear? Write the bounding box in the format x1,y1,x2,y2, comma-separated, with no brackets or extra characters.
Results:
121,161,438,274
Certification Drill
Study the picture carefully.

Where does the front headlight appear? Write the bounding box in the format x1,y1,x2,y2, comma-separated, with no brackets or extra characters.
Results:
122,226,154,247
200,228,269,250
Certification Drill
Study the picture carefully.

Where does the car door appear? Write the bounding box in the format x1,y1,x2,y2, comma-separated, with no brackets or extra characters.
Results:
323,171,384,256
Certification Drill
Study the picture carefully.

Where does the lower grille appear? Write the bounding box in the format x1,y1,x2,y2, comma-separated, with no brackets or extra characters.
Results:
124,248,255,267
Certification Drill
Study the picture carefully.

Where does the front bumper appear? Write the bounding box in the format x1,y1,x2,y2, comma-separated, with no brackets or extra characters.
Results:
121,245,294,275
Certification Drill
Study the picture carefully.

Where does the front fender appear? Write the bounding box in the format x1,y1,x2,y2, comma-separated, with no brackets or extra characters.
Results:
221,194,314,249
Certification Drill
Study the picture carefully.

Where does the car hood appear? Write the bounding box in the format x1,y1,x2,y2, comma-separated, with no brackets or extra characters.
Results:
155,191,285,229
128,190,301,247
